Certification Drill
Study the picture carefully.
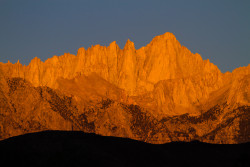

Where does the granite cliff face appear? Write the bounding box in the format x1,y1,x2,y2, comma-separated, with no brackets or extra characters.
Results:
0,32,249,143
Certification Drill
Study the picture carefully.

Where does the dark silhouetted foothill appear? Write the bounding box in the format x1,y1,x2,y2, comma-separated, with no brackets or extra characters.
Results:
0,131,249,167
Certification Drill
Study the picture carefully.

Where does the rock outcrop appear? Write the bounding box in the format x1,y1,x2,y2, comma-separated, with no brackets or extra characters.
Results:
0,32,249,143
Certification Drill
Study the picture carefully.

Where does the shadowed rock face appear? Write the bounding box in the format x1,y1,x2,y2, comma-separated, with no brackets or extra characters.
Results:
0,32,249,144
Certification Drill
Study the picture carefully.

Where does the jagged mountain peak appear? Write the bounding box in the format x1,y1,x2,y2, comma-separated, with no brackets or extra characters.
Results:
155,32,177,40
0,32,249,144
148,32,178,46
124,39,135,50
0,32,248,113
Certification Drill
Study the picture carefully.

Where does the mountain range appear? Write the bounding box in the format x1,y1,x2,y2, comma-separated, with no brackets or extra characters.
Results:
0,32,249,143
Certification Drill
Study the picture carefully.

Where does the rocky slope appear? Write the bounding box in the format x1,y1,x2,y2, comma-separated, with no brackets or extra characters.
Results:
0,32,249,143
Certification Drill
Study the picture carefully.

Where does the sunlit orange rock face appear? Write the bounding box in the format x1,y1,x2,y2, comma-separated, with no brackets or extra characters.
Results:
0,32,249,143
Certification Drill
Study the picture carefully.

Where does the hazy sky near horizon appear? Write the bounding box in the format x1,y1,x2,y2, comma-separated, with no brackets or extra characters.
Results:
0,0,249,72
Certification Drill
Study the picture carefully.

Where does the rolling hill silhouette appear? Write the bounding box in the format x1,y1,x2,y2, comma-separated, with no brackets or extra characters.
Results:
0,130,249,167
